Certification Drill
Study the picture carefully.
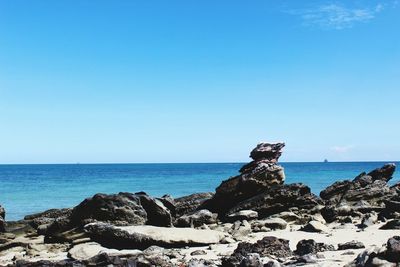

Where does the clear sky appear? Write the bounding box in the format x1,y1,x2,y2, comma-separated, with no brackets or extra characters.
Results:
0,0,399,163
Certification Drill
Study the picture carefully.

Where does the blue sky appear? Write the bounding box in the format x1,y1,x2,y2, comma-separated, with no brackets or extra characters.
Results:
0,0,399,163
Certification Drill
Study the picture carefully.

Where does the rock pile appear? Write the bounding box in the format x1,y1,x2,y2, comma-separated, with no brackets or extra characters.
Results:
320,164,396,222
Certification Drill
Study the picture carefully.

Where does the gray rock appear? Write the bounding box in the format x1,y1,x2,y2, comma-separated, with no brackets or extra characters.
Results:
338,241,365,250
84,223,225,249
252,218,287,230
227,210,258,222
176,209,218,227
239,253,262,267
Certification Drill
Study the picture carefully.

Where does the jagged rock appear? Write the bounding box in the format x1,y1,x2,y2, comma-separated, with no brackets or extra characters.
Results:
84,223,225,249
174,192,214,217
320,164,396,222
300,220,328,233
380,219,400,230
44,192,174,241
175,209,217,227
225,183,322,219
248,142,285,162
222,236,292,267
69,192,148,226
338,241,365,250
24,208,72,230
295,239,334,256
227,210,258,222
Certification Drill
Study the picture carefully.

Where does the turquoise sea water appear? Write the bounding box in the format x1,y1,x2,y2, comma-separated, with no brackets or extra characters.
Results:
0,162,399,221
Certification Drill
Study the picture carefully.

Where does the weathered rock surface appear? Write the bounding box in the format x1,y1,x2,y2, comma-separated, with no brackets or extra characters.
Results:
251,218,287,231
221,236,292,267
321,164,396,222
175,209,217,227
198,143,323,223
84,223,225,249
338,241,365,250
174,192,214,218
227,210,258,222
295,239,334,256
225,183,322,219
44,192,173,242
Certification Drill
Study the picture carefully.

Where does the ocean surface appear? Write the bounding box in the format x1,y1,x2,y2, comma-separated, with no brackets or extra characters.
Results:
0,162,399,221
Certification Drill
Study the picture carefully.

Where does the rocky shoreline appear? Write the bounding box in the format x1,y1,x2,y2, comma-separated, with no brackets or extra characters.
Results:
1,142,400,266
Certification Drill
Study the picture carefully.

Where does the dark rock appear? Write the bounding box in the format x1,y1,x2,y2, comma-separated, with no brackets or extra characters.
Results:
248,142,285,162
70,192,148,227
135,192,172,227
385,236,400,262
239,253,262,267
24,208,72,229
380,219,400,230
225,183,322,219
175,209,218,227
338,241,365,250
295,239,334,256
201,142,323,219
44,192,174,242
320,164,396,222
174,192,214,217
221,236,292,267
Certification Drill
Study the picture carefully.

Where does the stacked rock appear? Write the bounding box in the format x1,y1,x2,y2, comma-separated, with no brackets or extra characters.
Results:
238,142,286,193
201,142,322,219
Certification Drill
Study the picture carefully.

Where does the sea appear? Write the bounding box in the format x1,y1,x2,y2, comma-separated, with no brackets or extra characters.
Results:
0,162,399,221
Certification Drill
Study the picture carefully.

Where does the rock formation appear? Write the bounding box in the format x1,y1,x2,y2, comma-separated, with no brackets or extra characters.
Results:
320,164,396,222
202,142,322,219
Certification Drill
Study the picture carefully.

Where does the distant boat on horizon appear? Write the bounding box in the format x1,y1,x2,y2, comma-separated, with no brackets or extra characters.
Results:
324,159,329,163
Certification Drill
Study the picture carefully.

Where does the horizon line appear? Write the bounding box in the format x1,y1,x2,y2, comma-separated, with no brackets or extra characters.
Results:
0,160,398,166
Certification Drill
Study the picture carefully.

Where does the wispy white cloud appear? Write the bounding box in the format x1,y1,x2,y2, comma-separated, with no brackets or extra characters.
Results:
290,2,387,30
330,145,355,153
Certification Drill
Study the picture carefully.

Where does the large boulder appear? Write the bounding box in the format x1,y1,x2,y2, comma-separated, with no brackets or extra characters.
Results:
84,223,226,249
44,192,173,242
320,164,396,222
